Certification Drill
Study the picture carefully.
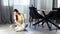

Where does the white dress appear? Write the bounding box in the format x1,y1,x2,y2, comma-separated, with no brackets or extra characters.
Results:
14,13,26,31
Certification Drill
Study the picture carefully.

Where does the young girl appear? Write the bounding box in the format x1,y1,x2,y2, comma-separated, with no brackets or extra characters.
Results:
13,9,27,31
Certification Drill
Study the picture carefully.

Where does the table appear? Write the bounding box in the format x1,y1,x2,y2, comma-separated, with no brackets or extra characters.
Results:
33,10,60,31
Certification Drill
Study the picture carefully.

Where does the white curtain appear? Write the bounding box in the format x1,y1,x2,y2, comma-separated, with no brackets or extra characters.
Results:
13,0,30,23
0,0,14,24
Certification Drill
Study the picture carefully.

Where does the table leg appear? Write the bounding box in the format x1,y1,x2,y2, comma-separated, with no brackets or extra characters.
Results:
48,20,60,29
41,21,45,28
46,21,52,31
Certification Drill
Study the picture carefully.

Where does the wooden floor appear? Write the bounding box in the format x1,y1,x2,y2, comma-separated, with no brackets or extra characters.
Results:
0,24,60,34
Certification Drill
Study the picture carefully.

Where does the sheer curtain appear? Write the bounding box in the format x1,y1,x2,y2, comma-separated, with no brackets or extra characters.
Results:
0,0,14,24
14,0,30,23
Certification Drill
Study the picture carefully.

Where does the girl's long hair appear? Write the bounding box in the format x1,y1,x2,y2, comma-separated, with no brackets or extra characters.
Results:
14,9,21,15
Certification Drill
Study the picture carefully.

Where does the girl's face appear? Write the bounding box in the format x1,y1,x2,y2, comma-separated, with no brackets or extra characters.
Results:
14,11,19,15
14,11,16,15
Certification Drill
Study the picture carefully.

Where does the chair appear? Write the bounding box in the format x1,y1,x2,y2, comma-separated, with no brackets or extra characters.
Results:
29,6,44,27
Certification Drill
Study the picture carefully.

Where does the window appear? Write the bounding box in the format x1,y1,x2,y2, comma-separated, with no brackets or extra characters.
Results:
3,0,8,6
3,0,13,6
3,0,30,6
14,0,30,5
58,0,60,8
